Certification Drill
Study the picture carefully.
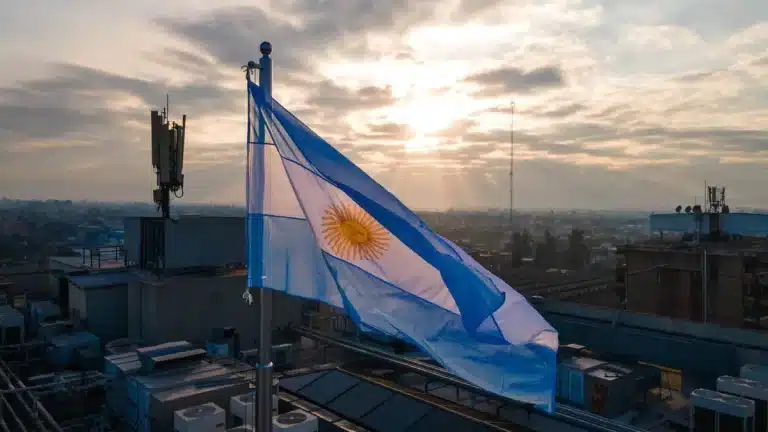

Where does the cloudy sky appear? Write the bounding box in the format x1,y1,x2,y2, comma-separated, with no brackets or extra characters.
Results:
1,0,767,210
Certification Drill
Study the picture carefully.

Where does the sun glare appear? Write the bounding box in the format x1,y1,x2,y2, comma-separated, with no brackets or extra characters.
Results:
405,135,441,152
391,94,468,152
323,58,480,153
401,98,461,134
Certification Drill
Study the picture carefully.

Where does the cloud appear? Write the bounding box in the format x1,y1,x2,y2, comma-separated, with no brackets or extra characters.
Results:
0,106,129,151
305,80,395,112
360,122,412,141
0,63,242,151
155,1,444,73
144,48,225,81
1,1,768,209
529,103,588,118
625,25,702,50
0,56,249,202
464,65,565,97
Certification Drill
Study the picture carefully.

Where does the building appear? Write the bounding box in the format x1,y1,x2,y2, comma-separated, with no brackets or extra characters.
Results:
126,268,304,349
617,211,768,328
42,216,310,348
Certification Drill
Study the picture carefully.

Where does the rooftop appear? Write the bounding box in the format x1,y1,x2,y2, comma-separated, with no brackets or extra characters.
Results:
49,245,126,271
618,237,768,256
499,268,614,304
67,270,136,289
128,267,247,287
614,211,768,257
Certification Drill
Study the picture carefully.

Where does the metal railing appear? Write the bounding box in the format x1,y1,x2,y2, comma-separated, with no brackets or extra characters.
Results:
73,244,126,268
0,357,63,431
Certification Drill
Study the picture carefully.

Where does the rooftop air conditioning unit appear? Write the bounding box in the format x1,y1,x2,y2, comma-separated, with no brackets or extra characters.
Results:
229,392,278,427
717,375,768,432
742,364,768,386
272,410,318,432
690,388,755,432
173,402,226,432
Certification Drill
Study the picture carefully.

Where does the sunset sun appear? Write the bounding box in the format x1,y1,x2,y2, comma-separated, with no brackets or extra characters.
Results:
393,94,467,152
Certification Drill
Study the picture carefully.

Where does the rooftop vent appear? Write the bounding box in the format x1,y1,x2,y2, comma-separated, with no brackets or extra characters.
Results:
141,348,206,374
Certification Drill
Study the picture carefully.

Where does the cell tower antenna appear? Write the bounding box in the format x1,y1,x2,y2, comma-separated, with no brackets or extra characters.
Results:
150,94,186,220
705,180,708,211
705,182,727,213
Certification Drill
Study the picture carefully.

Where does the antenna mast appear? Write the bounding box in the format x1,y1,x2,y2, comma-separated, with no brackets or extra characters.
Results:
705,183,727,213
150,94,187,219
509,101,515,228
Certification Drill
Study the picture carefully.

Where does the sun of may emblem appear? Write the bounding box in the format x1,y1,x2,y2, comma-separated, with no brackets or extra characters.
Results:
321,203,390,261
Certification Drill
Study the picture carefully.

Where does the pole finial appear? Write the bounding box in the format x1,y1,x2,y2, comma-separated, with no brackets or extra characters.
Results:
260,41,272,56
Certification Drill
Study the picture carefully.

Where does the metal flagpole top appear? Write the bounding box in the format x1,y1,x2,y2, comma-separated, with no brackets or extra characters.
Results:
260,41,272,56
242,41,272,81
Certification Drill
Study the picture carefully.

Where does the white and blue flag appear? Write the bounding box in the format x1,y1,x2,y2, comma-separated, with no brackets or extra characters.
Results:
246,79,558,412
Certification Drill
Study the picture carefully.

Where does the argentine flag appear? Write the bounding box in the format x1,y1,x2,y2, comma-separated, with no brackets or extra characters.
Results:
246,79,558,412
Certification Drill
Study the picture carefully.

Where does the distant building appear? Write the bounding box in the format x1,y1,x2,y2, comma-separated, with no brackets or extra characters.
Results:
617,211,768,328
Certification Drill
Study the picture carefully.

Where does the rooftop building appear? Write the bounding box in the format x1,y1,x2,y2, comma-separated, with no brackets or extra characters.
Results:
617,210,768,328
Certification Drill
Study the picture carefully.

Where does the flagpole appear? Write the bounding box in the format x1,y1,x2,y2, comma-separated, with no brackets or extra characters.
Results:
255,40,274,432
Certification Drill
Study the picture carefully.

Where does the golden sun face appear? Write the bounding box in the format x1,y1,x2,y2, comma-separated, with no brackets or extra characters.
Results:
321,203,390,261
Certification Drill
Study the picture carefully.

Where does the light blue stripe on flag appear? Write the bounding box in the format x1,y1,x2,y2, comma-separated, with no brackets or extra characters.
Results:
246,79,558,412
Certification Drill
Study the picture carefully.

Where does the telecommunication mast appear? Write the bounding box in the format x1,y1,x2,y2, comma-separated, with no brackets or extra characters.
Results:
150,96,186,219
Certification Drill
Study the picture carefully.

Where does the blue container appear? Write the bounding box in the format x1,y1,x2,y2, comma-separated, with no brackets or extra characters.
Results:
206,341,230,357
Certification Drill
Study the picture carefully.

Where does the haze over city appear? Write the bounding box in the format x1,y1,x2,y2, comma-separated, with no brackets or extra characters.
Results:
1,0,767,210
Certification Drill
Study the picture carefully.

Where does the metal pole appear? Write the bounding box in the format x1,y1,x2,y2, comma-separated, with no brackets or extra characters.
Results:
255,40,274,432
509,101,514,229
702,249,708,322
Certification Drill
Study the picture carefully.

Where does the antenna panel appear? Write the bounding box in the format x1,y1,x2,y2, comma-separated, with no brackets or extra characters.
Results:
175,116,186,186
170,124,183,186
160,128,173,184
150,111,163,168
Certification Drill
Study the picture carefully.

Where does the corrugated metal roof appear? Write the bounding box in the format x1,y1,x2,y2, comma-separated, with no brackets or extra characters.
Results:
133,361,224,390
68,271,136,289
155,378,249,403
126,357,253,403
105,351,142,376
132,357,253,390
279,368,498,432
0,305,23,328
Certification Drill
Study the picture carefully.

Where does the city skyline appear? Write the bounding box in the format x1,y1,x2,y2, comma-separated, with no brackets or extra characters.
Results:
1,1,767,210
